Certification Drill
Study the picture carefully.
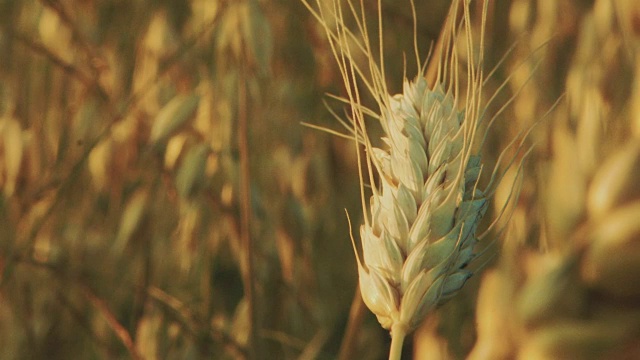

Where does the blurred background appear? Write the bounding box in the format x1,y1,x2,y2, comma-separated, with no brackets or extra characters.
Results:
1,0,640,359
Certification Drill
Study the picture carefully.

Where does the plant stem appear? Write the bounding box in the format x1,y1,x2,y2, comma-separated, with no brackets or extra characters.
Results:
238,65,257,359
389,323,407,360
338,286,366,360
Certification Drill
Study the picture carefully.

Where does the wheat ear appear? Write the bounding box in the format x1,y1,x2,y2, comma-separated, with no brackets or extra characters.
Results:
302,0,492,358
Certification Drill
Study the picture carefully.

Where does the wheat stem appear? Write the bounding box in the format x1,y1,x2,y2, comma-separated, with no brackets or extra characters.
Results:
389,323,407,360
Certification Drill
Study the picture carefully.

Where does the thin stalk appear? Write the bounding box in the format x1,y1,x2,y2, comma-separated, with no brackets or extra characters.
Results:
81,285,143,360
337,286,366,360
238,66,257,359
389,323,407,360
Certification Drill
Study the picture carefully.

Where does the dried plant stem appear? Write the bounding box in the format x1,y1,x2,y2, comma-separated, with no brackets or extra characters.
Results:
5,28,111,103
238,67,257,359
38,0,104,81
148,286,248,359
389,324,407,360
337,285,366,360
81,285,142,360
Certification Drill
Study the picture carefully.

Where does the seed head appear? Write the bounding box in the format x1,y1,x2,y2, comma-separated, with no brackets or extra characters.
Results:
302,0,501,347
358,79,487,332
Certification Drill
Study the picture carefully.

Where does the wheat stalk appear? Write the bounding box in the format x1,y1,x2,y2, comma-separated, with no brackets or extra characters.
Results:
300,0,515,358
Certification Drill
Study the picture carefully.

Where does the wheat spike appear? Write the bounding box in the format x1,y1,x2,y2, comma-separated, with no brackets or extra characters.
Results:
302,0,498,357
357,78,487,335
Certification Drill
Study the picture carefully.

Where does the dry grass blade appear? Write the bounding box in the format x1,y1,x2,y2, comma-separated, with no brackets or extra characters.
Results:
81,285,142,360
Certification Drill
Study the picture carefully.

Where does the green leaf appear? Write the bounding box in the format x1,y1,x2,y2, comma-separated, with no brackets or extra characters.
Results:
114,189,149,253
150,94,200,146
176,143,210,199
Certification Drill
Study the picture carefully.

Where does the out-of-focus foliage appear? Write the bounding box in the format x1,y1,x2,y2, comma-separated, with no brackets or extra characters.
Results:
467,0,640,359
0,0,448,359
1,0,640,359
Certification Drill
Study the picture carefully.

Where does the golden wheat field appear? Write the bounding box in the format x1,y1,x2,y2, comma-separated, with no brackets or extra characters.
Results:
1,0,640,359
